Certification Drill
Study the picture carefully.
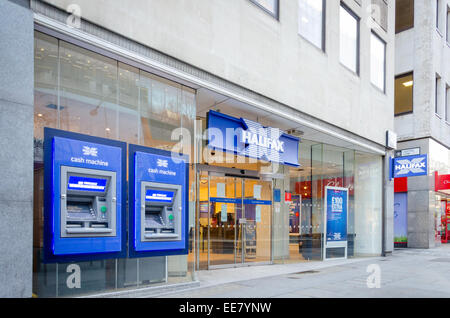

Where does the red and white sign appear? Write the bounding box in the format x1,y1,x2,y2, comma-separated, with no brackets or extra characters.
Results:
285,192,292,202
435,172,450,191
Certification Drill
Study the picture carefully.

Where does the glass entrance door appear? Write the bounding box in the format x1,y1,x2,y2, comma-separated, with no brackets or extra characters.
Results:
202,171,273,269
208,175,242,267
243,179,272,264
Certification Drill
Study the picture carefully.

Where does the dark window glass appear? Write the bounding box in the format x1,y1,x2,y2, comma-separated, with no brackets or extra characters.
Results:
395,0,414,33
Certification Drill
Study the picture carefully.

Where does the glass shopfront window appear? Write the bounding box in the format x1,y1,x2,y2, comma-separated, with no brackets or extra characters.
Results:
429,139,450,244
33,31,196,297
33,28,386,296
273,140,382,263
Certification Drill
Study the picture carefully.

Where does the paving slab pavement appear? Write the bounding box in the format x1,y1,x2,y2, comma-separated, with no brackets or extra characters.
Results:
156,245,450,298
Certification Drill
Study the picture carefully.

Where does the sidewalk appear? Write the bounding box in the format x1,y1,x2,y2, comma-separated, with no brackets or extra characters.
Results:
156,245,450,298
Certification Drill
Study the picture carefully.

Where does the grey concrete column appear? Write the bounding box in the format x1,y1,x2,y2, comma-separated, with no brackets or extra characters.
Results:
0,0,34,298
398,139,433,249
383,151,395,255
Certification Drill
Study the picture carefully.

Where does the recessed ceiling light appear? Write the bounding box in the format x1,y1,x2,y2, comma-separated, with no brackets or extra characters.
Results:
105,128,111,132
403,80,413,87
37,113,43,117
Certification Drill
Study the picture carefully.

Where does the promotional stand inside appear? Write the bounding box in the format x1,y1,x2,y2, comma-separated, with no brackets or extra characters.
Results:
43,128,127,262
128,144,189,258
323,186,349,260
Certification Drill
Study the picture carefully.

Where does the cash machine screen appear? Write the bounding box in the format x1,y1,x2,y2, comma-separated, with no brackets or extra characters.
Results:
145,189,175,203
61,170,116,238
68,176,108,192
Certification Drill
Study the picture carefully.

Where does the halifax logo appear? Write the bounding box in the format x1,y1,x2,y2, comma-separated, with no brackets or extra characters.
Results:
392,154,427,178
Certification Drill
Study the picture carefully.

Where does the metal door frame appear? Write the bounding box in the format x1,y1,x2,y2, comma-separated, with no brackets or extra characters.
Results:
197,165,274,270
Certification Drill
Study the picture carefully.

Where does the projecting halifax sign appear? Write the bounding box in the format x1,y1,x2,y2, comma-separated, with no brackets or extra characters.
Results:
207,110,300,166
392,154,428,178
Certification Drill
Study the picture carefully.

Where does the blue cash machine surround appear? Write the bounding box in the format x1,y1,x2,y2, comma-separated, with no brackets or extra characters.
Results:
128,144,189,258
43,128,127,263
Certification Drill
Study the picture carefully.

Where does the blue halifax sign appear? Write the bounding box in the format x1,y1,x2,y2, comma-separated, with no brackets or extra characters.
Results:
391,154,428,179
207,110,300,166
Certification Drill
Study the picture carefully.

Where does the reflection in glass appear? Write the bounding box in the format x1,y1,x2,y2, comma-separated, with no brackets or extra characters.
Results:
370,33,386,91
298,0,324,49
33,31,196,297
340,5,359,73
59,40,118,138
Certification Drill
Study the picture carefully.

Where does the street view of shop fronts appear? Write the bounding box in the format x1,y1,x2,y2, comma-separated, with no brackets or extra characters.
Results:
393,0,450,249
1,0,402,298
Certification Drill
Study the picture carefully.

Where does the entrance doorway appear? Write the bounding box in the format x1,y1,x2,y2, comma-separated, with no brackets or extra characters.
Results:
197,167,273,269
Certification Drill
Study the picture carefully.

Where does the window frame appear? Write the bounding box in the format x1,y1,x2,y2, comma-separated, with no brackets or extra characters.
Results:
437,0,440,31
436,74,441,116
371,0,389,32
297,0,327,52
446,5,450,44
394,71,414,117
339,2,361,75
395,0,414,34
446,84,450,123
370,31,387,93
249,0,280,20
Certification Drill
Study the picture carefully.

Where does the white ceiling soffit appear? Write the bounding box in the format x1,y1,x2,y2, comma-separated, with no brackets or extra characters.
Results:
196,88,382,155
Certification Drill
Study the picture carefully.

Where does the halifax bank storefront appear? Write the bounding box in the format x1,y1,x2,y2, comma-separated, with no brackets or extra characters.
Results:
30,28,386,297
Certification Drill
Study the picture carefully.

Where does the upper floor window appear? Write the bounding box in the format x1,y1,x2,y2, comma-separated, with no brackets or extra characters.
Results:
250,0,279,19
370,32,386,92
446,85,450,122
371,0,388,32
340,3,360,74
436,75,442,116
395,0,414,33
446,5,450,43
298,0,325,50
436,0,441,31
395,72,414,116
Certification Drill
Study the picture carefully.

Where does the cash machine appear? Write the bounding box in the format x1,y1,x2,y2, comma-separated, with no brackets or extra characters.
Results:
43,128,126,262
61,168,116,237
129,145,189,258
141,183,182,241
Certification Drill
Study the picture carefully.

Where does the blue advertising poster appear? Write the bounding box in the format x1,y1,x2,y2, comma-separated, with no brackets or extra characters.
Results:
207,110,300,166
325,187,348,242
273,189,281,203
394,192,408,247
392,154,428,178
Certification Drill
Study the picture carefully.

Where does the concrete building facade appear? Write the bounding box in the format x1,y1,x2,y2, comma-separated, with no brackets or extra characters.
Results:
0,0,396,297
394,0,450,248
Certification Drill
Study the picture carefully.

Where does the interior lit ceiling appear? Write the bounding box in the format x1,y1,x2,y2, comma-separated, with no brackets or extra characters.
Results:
196,87,376,155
